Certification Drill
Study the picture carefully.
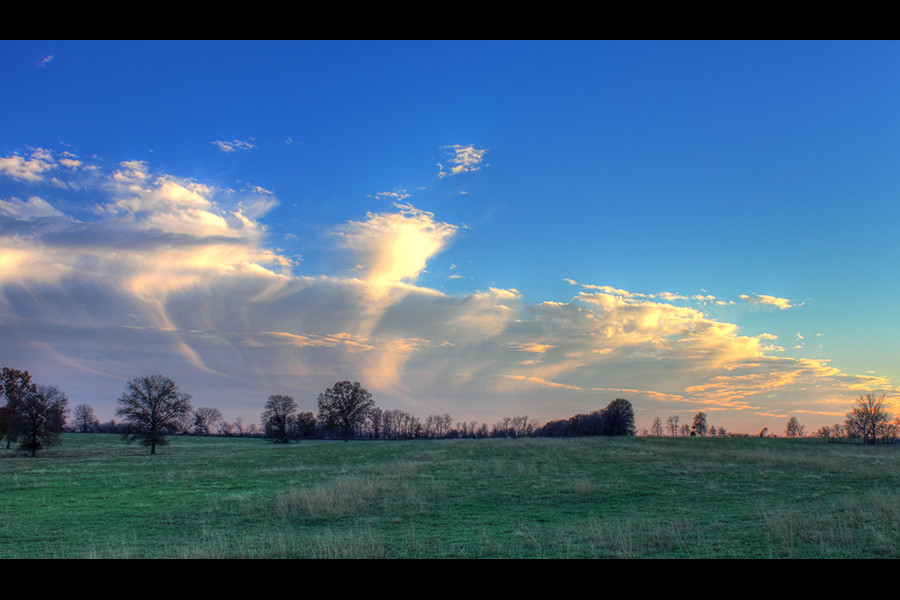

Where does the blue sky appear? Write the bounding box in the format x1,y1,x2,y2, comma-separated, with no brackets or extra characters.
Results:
1,40,898,434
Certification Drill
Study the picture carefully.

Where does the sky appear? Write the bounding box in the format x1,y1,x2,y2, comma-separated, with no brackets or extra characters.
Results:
1,40,898,435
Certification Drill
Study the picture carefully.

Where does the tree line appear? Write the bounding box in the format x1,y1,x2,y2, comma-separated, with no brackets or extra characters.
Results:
643,393,899,444
3,363,897,455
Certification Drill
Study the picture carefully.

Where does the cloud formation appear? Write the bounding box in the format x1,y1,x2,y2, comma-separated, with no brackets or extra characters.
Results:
211,139,257,153
0,148,891,430
740,294,801,310
437,144,487,178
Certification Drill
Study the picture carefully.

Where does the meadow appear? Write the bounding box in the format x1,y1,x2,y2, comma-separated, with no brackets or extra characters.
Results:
2,433,899,558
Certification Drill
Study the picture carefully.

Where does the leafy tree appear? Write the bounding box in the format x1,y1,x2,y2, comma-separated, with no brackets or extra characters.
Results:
116,375,193,454
317,381,375,440
691,411,708,436
1,367,37,449
261,394,297,443
785,416,805,438
845,392,895,444
73,403,100,433
12,384,69,456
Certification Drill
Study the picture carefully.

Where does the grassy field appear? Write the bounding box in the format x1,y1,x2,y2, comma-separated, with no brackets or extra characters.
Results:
2,433,899,558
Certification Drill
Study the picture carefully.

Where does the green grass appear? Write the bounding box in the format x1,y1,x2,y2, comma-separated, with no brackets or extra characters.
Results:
2,433,900,558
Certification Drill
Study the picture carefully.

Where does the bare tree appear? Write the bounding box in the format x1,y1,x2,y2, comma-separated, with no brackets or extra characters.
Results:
1,367,36,449
261,394,297,443
317,381,375,440
666,415,680,436
11,384,69,456
691,412,709,437
116,375,193,454
73,403,100,432
845,392,896,444
650,416,664,436
295,411,317,439
192,406,224,435
785,416,805,438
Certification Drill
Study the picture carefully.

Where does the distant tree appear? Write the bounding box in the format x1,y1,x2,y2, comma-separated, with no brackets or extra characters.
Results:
192,406,224,435
425,413,454,438
691,412,709,437
650,416,664,436
845,392,896,445
261,394,297,443
230,416,247,437
295,411,318,439
11,384,69,456
116,375,193,455
785,416,805,438
367,406,384,439
317,381,375,440
601,398,635,436
1,367,37,449
813,425,833,439
73,403,100,433
666,415,680,437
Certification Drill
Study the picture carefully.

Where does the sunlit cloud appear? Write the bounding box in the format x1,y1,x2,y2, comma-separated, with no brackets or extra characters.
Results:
740,293,800,310
0,149,893,430
437,144,487,178
0,148,58,182
330,203,457,287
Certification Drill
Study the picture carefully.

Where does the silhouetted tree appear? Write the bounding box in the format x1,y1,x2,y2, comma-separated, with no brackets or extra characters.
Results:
1,367,37,449
261,394,297,443
600,398,635,436
785,416,805,438
73,403,100,433
691,412,709,437
845,392,895,444
317,381,374,440
12,384,69,456
192,406,224,435
116,375,193,454
294,411,318,439
650,416,664,436
666,415,680,436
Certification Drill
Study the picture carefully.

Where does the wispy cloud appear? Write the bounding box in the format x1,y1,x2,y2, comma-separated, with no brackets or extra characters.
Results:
211,139,257,153
0,150,891,428
740,293,801,310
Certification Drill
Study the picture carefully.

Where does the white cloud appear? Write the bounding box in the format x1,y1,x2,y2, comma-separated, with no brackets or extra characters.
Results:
437,144,487,178
740,293,800,310
0,196,71,221
211,139,257,153
0,151,891,431
330,203,457,286
0,148,57,182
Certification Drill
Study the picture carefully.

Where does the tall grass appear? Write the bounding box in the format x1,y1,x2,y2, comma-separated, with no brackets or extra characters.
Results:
2,433,900,558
